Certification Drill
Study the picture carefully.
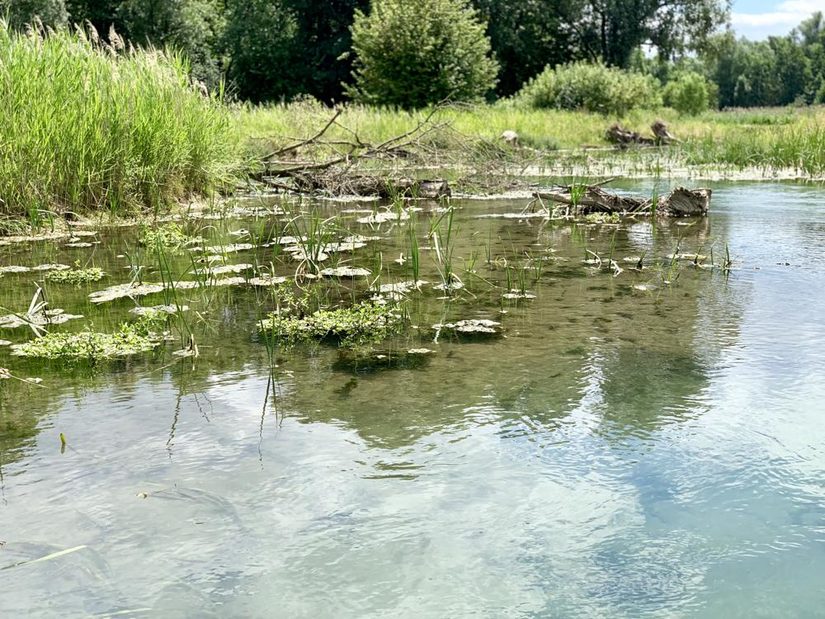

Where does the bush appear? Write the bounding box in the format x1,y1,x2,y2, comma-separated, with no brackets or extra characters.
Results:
663,72,711,115
517,61,662,115
348,0,498,109
0,21,237,218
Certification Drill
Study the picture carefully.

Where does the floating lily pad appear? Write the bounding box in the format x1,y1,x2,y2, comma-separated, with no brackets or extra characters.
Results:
434,319,502,336
323,241,368,253
356,210,410,224
285,247,329,262
502,290,536,300
130,305,189,316
0,309,83,329
89,277,247,303
0,264,71,275
320,267,371,278
200,243,255,254
248,275,289,287
195,263,253,277
667,253,707,262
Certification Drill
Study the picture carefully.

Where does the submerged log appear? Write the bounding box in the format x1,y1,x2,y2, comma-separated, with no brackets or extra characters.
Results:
534,185,710,217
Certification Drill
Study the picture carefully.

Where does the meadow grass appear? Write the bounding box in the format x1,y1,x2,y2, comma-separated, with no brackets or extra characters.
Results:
0,21,238,221
238,100,825,177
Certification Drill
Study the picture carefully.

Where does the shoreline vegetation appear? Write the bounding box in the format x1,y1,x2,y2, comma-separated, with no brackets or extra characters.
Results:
0,20,824,231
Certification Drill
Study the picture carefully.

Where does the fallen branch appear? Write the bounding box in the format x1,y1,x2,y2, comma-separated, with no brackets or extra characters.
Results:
534,184,711,217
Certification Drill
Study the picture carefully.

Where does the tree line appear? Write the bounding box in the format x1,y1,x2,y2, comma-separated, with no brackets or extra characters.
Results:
2,0,824,110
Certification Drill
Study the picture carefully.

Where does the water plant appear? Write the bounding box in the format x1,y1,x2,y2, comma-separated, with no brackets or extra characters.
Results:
260,301,405,347
10,317,164,361
139,223,192,251
45,266,105,284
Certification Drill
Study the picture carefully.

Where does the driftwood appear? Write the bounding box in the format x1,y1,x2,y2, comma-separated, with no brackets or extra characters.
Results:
534,184,711,217
606,120,678,148
289,173,451,199
254,105,452,197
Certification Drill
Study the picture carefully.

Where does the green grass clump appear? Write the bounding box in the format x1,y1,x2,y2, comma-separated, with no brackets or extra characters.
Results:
260,301,405,347
0,21,237,219
139,223,192,249
10,320,162,360
45,267,105,284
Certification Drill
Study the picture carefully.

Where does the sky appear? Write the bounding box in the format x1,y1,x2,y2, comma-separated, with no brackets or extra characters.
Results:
731,0,824,39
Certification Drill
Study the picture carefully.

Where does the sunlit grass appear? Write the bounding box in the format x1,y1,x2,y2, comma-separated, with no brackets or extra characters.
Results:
0,21,238,220
238,100,825,177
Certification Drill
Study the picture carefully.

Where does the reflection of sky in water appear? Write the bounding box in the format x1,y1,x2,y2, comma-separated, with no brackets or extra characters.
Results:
2,183,825,616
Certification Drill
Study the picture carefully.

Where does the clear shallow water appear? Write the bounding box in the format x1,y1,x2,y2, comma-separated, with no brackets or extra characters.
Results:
1,181,825,617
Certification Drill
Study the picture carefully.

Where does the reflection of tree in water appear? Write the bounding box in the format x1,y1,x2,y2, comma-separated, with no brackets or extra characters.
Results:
284,215,745,449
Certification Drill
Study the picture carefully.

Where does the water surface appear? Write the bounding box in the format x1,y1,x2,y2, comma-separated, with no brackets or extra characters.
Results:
1,181,824,617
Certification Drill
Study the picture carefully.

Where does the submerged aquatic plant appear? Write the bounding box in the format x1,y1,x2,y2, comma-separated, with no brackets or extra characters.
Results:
139,223,192,250
260,301,405,347
10,317,164,361
45,266,105,284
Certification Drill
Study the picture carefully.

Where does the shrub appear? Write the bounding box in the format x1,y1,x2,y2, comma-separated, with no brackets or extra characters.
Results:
663,72,711,115
348,0,498,109
0,21,237,219
517,61,662,115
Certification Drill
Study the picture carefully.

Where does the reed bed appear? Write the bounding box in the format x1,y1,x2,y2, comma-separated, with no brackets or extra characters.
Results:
0,21,237,220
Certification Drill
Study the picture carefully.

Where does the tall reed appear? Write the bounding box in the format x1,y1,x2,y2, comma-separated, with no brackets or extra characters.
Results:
0,21,237,219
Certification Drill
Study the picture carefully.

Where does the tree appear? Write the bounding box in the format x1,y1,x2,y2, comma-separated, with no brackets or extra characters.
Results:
769,35,811,105
283,0,368,102
471,0,574,96
1,0,68,29
118,0,225,88
348,0,498,108
65,0,123,34
563,0,730,68
224,0,301,102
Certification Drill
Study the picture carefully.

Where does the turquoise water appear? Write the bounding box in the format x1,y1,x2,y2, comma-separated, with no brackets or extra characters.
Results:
1,181,824,617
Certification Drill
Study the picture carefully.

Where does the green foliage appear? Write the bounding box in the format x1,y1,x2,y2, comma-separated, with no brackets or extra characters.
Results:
118,0,225,89
0,0,68,30
0,21,236,218
562,0,728,68
663,72,711,115
471,0,571,97
10,318,162,360
45,266,105,284
348,0,499,109
138,223,192,250
223,0,301,102
261,301,405,347
517,61,662,115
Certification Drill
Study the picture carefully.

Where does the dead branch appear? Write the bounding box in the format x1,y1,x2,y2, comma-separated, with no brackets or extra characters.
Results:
261,108,343,161
535,184,710,217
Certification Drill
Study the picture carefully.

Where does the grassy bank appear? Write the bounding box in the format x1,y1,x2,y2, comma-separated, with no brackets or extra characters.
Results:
0,22,237,224
239,101,825,179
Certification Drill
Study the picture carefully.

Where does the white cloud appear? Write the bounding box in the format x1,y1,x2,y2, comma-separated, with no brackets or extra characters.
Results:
730,0,822,38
